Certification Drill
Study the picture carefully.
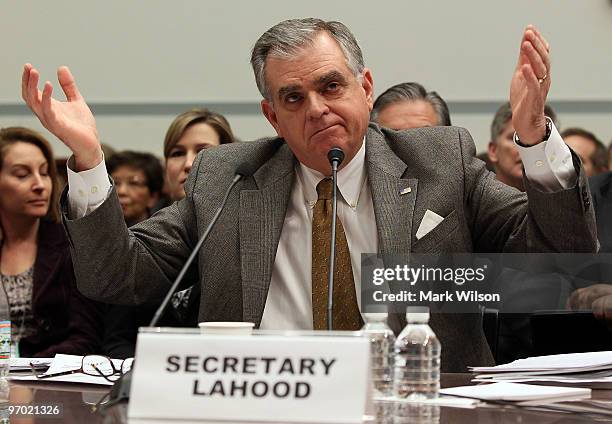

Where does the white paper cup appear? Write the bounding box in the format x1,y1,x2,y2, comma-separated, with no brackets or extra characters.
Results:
198,321,255,335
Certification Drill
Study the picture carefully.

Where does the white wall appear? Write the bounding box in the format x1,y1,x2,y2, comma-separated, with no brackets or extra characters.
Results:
2,0,612,157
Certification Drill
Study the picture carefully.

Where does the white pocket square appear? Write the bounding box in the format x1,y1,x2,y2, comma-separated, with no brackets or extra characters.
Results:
416,210,444,240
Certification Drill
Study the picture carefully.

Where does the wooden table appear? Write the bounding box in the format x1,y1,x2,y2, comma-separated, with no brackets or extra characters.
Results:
5,374,611,423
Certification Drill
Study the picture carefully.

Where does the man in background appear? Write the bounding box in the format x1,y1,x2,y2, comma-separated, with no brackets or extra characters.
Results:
561,127,608,177
370,82,450,130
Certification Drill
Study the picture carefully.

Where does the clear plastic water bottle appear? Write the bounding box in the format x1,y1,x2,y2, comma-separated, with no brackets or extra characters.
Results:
393,307,441,423
0,290,10,378
361,313,395,398
0,323,8,378
0,378,9,424
361,313,395,421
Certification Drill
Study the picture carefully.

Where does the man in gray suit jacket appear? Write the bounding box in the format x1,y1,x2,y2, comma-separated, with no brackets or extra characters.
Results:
21,19,596,371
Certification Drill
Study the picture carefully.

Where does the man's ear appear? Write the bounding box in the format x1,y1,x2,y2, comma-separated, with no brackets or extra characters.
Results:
362,68,374,112
261,99,283,137
487,141,498,164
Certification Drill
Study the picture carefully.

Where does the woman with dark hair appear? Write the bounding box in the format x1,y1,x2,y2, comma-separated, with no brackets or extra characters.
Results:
0,127,101,357
107,151,164,226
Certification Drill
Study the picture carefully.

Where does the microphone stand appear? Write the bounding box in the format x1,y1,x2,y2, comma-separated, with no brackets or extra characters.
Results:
149,173,243,327
105,171,245,407
326,148,344,331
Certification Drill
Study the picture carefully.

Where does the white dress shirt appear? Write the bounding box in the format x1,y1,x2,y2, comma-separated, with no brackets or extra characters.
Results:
259,140,377,329
66,156,111,218
513,123,575,191
67,125,576,329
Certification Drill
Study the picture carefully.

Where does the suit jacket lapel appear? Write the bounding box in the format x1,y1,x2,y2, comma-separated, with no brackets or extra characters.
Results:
239,143,296,325
366,127,417,255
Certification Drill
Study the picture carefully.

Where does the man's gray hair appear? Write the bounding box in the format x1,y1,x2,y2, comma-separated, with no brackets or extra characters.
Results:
490,102,559,142
370,82,451,126
251,18,365,101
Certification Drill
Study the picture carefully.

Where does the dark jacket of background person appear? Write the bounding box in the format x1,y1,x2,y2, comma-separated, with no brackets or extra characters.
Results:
590,171,612,253
102,280,199,359
103,304,156,359
62,125,597,372
9,220,102,357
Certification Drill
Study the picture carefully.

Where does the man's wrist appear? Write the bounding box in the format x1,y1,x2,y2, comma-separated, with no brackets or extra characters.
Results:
514,117,553,147
74,149,104,172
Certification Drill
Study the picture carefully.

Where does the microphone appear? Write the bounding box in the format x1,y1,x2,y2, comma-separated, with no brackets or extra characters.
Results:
326,147,345,330
327,147,345,167
149,162,255,327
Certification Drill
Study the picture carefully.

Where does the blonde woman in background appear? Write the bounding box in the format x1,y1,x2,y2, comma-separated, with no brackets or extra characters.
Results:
163,108,236,201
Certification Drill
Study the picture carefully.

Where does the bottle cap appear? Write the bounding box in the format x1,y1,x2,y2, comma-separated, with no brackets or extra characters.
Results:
405,306,430,323
363,313,388,322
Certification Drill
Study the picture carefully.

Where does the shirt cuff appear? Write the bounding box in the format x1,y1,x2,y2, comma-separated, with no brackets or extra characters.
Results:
66,155,112,219
515,122,577,192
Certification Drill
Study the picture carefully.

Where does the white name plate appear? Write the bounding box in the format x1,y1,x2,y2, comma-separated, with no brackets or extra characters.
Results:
128,330,369,423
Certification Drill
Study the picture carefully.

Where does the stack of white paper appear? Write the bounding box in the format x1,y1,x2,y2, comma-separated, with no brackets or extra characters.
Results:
440,382,591,406
10,357,53,371
9,354,121,386
471,351,612,388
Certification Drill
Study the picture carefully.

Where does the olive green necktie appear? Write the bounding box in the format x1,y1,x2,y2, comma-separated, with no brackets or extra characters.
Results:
311,178,363,330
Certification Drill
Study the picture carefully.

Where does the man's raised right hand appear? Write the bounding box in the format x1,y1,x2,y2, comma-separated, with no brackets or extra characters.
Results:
22,64,102,171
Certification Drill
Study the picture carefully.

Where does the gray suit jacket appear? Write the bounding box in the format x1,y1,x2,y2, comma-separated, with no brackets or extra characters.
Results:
63,124,597,372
